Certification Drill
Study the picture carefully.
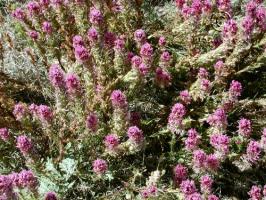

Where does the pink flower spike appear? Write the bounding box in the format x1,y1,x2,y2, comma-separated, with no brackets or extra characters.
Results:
0,128,9,141
158,36,166,47
111,90,128,109
248,185,262,200
180,90,192,105
140,43,153,58
89,8,103,25
238,118,252,137
180,179,197,195
16,135,33,155
173,164,188,184
92,159,108,174
134,29,146,44
48,64,65,89
42,21,53,35
104,134,120,150
86,113,98,132
127,126,144,144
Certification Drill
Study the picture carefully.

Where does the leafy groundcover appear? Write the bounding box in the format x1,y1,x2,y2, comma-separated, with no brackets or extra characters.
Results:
0,0,266,199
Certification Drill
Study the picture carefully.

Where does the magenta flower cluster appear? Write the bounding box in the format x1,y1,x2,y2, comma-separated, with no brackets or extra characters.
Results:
197,68,209,79
217,0,231,12
158,36,166,47
132,29,171,83
185,128,201,151
28,103,53,123
65,73,81,96
27,30,39,40
114,37,125,52
173,164,188,184
127,126,144,144
176,171,218,199
160,51,171,63
192,149,207,169
179,90,192,105
110,90,128,109
207,108,228,130
87,27,99,44
175,0,213,19
242,0,266,37
192,150,220,172
71,35,90,62
168,103,186,131
229,80,242,99
42,21,53,35
214,60,226,79
200,79,211,93
73,35,85,48
12,8,26,21
92,159,108,175
37,105,53,123
0,169,38,199
210,133,230,156
140,42,153,59
16,135,33,155
45,191,58,200
13,103,27,121
48,64,65,89
17,170,38,188
248,185,266,200
49,64,81,96
89,8,103,25
222,19,238,39
0,128,9,141
104,134,120,151
155,67,172,88
74,44,90,62
138,63,150,76
246,140,261,163
0,175,12,195
27,1,40,16
141,184,158,199
131,55,142,69
134,29,146,45
200,175,213,194
86,113,98,132
238,118,252,137
180,179,197,196
197,68,212,94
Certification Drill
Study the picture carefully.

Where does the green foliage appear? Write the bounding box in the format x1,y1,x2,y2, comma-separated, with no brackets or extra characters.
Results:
0,0,266,199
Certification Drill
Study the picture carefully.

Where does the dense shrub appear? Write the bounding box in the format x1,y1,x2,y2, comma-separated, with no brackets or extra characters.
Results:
0,0,266,199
